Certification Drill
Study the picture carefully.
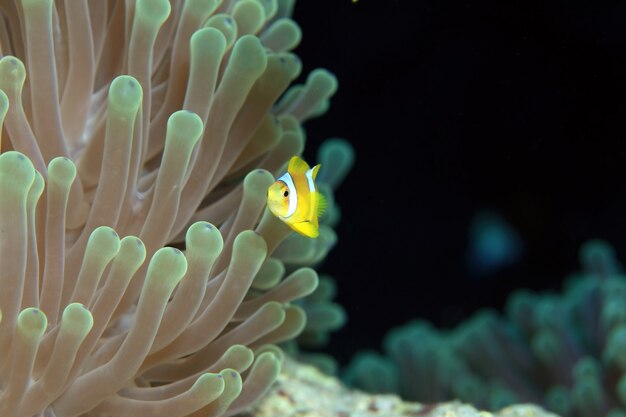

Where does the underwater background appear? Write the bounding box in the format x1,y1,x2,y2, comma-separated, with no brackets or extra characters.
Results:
292,0,626,372
1,0,625,414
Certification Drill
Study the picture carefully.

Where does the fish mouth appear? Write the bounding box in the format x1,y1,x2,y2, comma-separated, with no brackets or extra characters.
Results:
267,201,280,213
267,199,284,217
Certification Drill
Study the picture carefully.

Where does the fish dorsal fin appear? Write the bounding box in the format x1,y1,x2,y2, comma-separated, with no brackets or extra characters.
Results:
292,220,319,238
288,156,310,175
311,164,321,180
317,192,328,217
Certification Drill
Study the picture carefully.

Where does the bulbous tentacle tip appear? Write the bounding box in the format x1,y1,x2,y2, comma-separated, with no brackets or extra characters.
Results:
193,371,227,398
254,344,285,363
231,35,269,77
234,229,269,258
167,110,204,145
0,56,26,92
243,168,275,199
187,221,224,252
580,239,620,276
204,14,238,49
292,267,320,296
316,138,356,189
261,18,302,52
147,246,189,290
48,156,77,187
232,0,267,36
17,308,47,339
215,368,243,410
192,26,229,57
0,54,24,71
258,0,279,19
0,151,36,190
60,302,94,338
135,0,172,26
87,226,122,259
109,75,143,112
252,257,285,290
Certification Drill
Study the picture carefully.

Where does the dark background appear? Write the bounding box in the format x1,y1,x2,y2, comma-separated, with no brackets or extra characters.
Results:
291,1,626,365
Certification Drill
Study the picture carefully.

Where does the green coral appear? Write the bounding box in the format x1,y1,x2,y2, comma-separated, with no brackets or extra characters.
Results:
344,240,626,417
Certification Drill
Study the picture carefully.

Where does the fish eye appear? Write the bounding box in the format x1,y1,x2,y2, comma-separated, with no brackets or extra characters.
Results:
283,190,289,197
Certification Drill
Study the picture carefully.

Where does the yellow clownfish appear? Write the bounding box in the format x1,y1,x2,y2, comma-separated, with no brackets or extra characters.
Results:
267,156,327,238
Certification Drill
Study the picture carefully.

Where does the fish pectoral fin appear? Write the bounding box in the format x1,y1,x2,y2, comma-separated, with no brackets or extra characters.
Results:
291,220,319,238
317,192,328,217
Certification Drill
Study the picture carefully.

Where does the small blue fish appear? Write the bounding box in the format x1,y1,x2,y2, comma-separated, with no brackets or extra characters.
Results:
467,211,522,277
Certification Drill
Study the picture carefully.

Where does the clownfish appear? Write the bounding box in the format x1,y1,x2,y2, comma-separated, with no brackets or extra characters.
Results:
267,156,327,238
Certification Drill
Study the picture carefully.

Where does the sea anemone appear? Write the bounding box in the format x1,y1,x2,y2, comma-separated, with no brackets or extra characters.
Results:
0,0,342,415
